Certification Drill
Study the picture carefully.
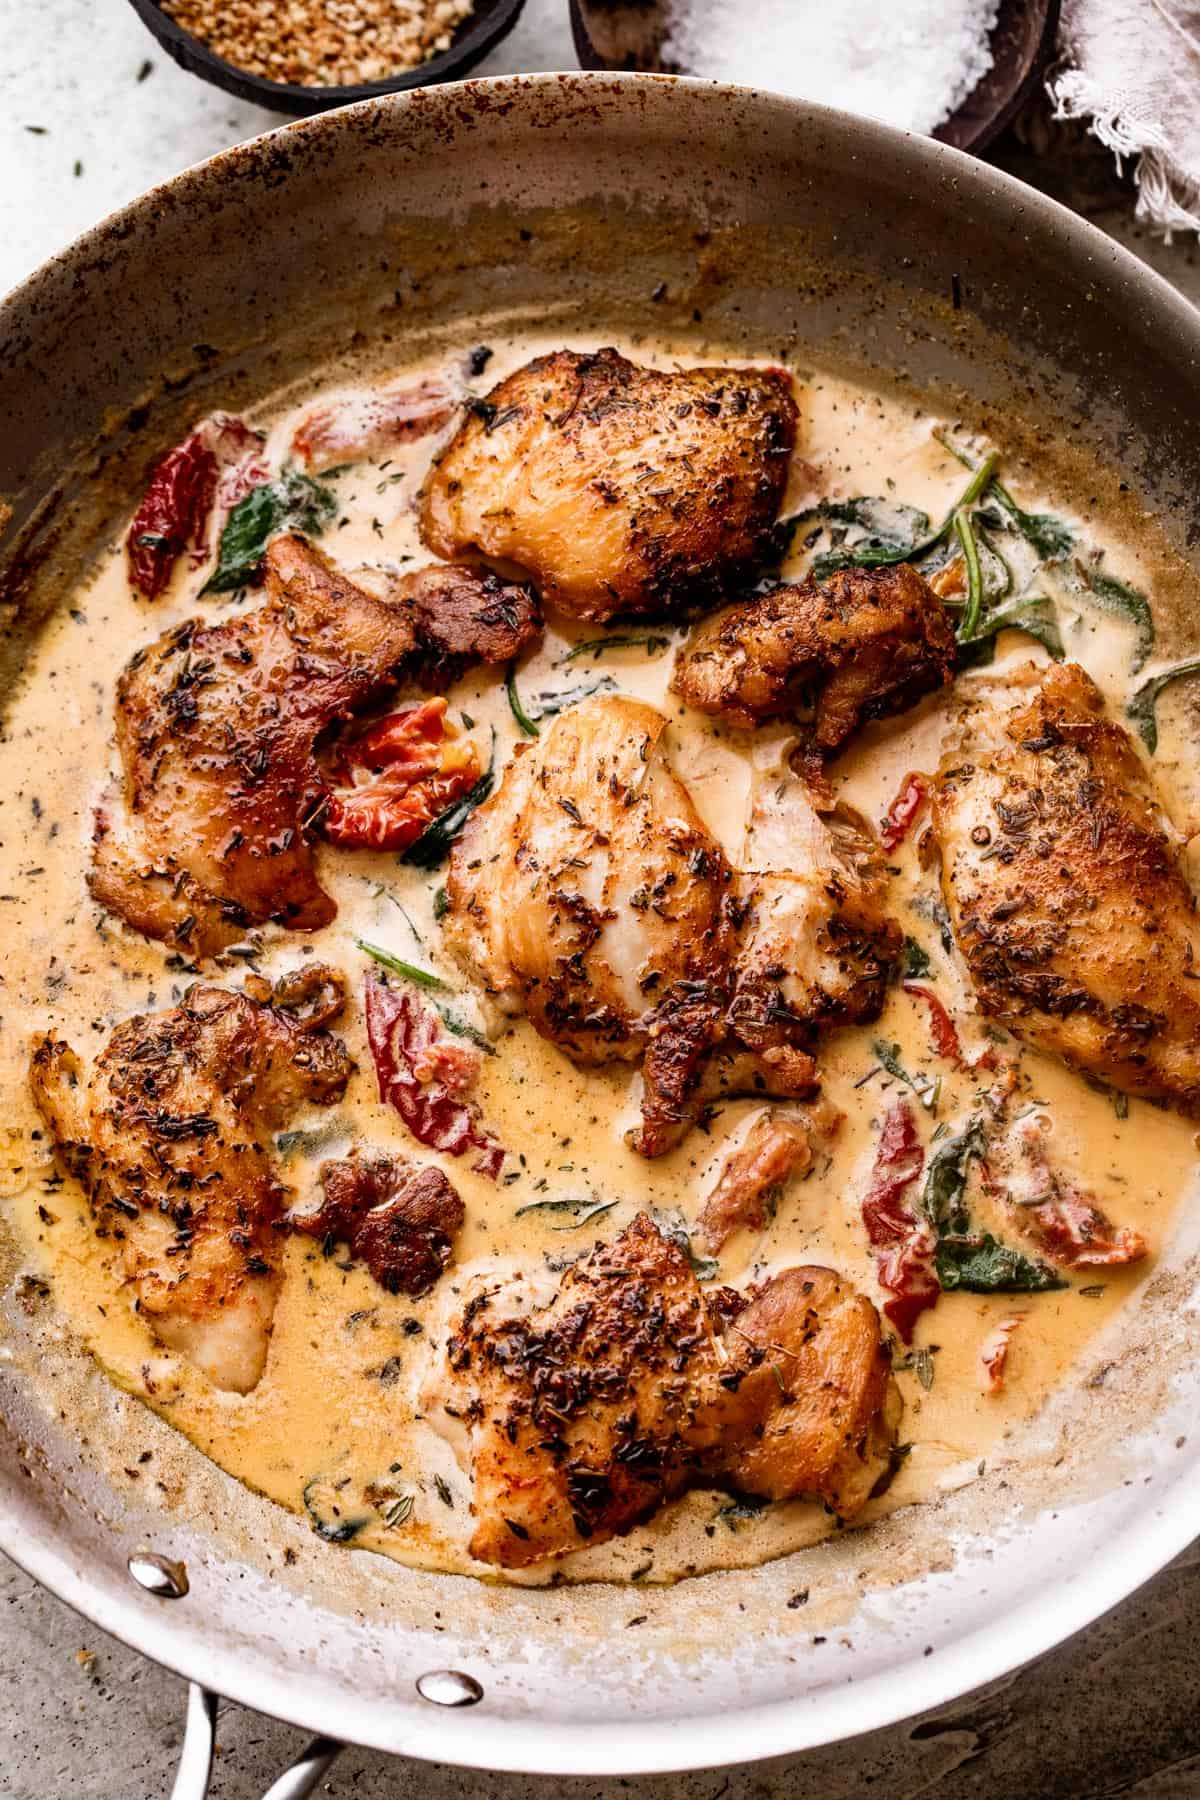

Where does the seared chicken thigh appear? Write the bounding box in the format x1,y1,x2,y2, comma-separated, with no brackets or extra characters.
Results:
30,966,352,1392
445,699,898,1152
672,563,956,750
420,348,797,621
434,1214,898,1568
446,694,888,1159
444,693,733,1062
934,661,1200,1113
90,534,539,958
731,744,901,1058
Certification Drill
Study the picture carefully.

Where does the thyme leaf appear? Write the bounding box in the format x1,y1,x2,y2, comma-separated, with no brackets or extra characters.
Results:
381,1492,415,1530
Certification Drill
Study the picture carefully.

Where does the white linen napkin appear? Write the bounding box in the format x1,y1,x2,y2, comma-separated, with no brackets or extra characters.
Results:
1049,0,1200,235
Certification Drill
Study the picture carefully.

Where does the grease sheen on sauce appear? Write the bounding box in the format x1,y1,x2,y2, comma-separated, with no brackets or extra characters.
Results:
2,334,1196,1587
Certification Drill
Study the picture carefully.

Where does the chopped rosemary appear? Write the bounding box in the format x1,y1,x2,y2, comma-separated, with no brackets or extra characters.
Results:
515,1196,617,1230
560,632,671,663
506,664,540,737
355,939,450,990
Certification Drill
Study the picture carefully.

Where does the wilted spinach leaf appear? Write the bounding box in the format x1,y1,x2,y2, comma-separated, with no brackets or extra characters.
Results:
206,470,338,593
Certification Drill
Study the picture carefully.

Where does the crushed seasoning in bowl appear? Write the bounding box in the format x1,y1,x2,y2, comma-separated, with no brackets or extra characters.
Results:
126,0,526,114
159,0,478,86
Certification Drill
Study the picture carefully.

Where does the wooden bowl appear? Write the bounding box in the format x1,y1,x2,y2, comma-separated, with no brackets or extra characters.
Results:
125,0,528,118
569,0,1059,154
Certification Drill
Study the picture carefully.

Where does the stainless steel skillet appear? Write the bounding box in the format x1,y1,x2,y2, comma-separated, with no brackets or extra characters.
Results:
3,70,1200,1792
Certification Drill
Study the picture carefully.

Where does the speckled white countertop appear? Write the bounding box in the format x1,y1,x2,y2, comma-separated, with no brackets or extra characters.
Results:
4,3,1200,1796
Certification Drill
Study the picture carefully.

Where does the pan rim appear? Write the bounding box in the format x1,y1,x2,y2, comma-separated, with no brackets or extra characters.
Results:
1,1480,1196,1773
3,68,1200,1774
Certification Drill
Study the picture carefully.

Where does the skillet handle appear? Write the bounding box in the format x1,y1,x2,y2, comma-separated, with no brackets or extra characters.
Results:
171,1682,344,1800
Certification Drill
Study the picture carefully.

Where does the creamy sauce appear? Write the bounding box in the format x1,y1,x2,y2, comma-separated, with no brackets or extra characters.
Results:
2,334,1197,1586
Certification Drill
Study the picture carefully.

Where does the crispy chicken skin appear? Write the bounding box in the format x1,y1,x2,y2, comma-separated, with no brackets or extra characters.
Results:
672,564,957,750
719,1266,901,1517
30,965,352,1393
443,696,888,1155
293,1150,464,1297
933,661,1200,1113
436,1214,899,1568
90,534,539,958
420,348,797,621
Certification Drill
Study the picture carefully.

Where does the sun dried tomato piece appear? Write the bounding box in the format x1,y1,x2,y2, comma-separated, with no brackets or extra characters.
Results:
860,1097,939,1342
1021,1191,1146,1267
364,976,505,1179
985,1117,1147,1270
879,771,930,852
979,1314,1026,1393
127,433,218,601
126,413,267,600
903,981,967,1068
322,698,481,853
291,378,458,471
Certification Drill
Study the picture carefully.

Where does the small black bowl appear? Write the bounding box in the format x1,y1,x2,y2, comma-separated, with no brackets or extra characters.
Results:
126,0,528,117
569,0,1058,155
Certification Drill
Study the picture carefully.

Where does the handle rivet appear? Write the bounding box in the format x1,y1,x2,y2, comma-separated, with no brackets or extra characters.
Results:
127,1551,189,1598
416,1669,483,1707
